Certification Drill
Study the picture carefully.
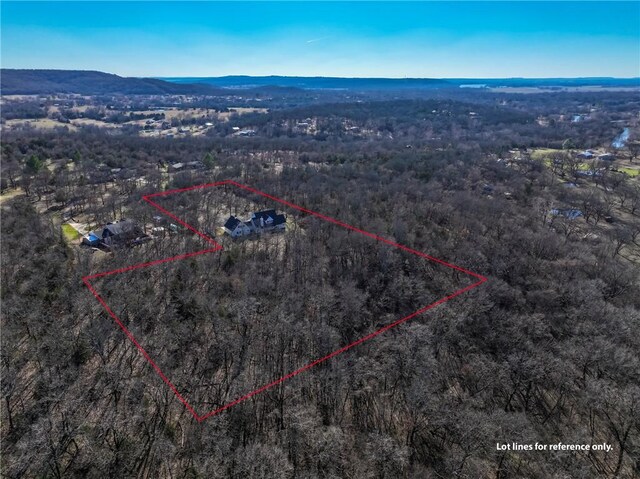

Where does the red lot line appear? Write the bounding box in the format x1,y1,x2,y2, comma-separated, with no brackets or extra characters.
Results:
83,180,488,423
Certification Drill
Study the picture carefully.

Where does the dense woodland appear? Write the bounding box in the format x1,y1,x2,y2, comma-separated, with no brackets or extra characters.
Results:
1,88,639,478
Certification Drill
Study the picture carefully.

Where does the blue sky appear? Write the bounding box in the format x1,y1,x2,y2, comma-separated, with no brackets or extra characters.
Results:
2,1,639,78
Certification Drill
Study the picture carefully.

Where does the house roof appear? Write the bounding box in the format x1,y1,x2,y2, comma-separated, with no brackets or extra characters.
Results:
102,220,138,237
251,210,286,226
550,208,583,220
224,215,241,230
225,210,286,232
251,209,277,222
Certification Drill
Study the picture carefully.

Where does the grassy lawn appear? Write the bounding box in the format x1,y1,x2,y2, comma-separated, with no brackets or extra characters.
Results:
530,148,563,161
617,167,640,177
541,158,589,170
530,146,639,178
61,223,81,241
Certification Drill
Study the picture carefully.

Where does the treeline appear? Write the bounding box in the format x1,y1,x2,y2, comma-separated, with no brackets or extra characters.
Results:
0,101,48,120
1,94,639,478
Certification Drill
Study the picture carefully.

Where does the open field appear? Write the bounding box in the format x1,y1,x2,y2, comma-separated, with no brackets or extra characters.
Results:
126,106,267,120
70,118,120,128
1,105,269,135
613,157,640,177
3,118,79,131
0,95,41,102
530,147,640,177
530,148,562,160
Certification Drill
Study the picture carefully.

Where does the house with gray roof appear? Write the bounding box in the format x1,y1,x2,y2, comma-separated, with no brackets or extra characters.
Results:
223,209,286,237
82,219,142,247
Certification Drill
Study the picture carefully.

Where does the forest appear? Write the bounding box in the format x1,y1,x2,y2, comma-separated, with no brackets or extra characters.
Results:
1,87,639,478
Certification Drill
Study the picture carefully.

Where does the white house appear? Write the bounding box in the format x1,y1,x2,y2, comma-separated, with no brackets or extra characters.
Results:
223,216,252,237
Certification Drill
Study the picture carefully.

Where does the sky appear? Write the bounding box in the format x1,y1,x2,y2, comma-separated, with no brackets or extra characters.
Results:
1,1,639,78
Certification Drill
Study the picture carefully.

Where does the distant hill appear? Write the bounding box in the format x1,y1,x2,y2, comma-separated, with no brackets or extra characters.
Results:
158,75,640,90
0,69,228,95
3,70,637,96
160,75,452,90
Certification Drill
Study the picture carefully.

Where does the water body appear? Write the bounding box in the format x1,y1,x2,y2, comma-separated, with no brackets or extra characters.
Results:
612,128,630,148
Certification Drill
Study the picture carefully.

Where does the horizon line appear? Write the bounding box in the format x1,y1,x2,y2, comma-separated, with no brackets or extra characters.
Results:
2,68,639,81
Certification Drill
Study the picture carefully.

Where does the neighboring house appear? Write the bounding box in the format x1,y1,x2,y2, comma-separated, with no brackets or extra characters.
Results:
550,208,583,220
598,153,615,161
236,129,256,137
82,219,142,247
223,209,286,237
577,150,595,160
170,161,203,171
184,161,204,169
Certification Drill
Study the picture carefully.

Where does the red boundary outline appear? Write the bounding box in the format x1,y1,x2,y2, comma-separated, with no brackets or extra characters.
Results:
83,180,488,422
